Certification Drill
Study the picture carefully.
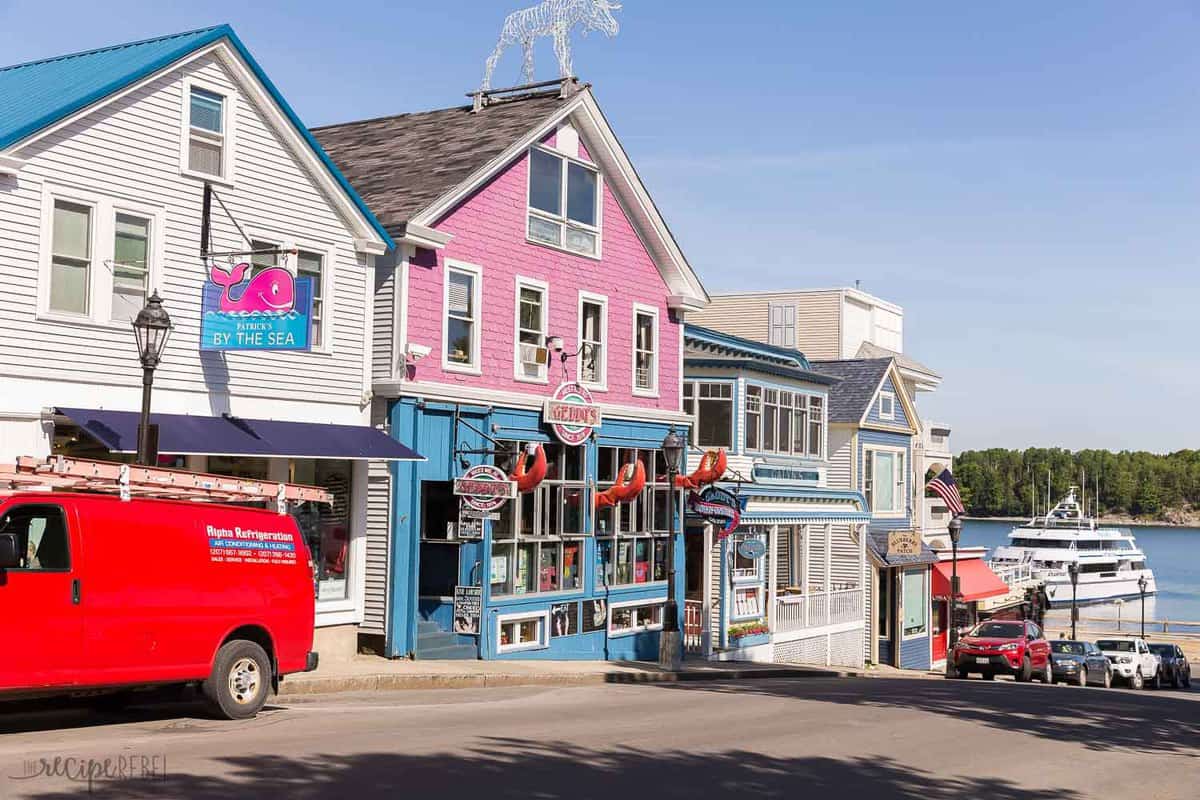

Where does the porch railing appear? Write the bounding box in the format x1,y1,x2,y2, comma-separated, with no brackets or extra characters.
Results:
774,588,863,633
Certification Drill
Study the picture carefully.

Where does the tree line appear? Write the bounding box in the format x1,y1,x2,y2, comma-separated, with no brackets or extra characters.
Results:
952,448,1200,519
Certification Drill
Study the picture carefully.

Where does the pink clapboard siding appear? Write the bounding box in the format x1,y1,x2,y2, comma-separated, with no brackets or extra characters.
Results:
404,145,680,412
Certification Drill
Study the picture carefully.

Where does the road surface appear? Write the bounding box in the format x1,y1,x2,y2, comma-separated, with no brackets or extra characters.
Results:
0,677,1195,798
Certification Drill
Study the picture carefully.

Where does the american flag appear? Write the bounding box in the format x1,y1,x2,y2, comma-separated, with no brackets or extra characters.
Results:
926,468,965,516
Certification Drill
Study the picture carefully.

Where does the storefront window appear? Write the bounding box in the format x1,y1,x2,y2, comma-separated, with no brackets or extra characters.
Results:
609,602,663,635
595,446,675,589
902,568,927,637
490,442,589,598
292,459,354,602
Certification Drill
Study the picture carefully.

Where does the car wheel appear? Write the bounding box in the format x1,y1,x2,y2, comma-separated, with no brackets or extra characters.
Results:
1016,656,1032,682
1102,668,1112,689
1040,662,1053,684
1148,669,1161,690
1077,667,1087,687
1184,671,1191,689
1170,670,1180,690
203,640,272,720
1130,669,1144,690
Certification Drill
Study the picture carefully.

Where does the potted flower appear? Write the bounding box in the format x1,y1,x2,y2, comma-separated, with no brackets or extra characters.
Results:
728,620,769,643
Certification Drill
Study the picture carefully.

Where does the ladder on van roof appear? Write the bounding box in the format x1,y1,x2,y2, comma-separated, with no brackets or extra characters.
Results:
0,456,332,513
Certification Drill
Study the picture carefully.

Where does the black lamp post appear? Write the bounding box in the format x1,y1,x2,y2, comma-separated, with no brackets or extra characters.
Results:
131,291,172,465
948,516,963,653
1138,574,1148,639
1068,561,1079,640
658,426,684,670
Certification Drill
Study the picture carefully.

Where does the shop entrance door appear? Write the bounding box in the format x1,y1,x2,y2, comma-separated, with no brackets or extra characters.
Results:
416,480,476,659
683,525,707,655
932,599,948,663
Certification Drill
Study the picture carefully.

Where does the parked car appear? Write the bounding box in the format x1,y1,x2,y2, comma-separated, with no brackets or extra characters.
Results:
1096,637,1161,689
1148,644,1192,689
1049,640,1112,688
949,619,1052,682
0,493,319,718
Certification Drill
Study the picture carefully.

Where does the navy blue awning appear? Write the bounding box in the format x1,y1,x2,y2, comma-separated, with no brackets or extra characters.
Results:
56,407,423,461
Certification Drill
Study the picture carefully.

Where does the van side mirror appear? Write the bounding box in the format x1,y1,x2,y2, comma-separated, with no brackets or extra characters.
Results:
0,533,19,569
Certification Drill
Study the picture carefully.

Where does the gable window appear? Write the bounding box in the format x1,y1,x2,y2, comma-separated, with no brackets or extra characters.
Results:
514,278,548,381
579,293,607,387
879,391,896,421
865,447,906,515
49,200,93,315
187,87,226,178
110,213,151,322
768,303,796,348
682,382,733,449
527,146,601,256
444,262,481,371
297,250,325,347
633,306,658,394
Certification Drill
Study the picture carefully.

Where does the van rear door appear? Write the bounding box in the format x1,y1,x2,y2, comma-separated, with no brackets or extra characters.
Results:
0,502,84,690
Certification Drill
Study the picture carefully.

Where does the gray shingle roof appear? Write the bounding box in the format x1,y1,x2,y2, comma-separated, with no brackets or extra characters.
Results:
867,529,937,567
311,89,569,231
856,341,941,380
810,358,893,423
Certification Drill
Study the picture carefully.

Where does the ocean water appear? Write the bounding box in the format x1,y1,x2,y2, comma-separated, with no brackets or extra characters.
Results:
962,519,1200,633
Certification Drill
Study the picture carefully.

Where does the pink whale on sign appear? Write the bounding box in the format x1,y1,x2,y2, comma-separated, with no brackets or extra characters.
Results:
208,262,296,314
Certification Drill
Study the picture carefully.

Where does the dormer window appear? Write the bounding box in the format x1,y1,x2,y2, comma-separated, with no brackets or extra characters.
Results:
527,147,600,257
879,391,896,421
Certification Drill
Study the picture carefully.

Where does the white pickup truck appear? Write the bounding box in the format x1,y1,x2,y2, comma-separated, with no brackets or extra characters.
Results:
1096,637,1162,689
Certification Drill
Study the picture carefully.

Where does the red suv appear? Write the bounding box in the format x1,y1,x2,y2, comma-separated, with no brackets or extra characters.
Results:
949,620,1052,682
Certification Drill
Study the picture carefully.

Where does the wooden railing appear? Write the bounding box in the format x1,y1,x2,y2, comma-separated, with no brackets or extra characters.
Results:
683,600,706,654
774,588,862,633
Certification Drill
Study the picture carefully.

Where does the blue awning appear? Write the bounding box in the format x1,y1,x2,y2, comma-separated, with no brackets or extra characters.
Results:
56,407,423,461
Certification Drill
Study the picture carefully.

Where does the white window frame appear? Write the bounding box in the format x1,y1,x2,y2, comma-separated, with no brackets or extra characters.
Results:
495,610,551,654
37,183,166,327
731,584,765,621
901,567,928,640
179,76,237,185
683,380,735,450
608,598,665,637
243,230,337,354
525,145,603,259
512,275,550,384
631,303,660,397
442,259,483,375
577,291,609,391
865,445,907,518
730,531,767,583
879,391,896,421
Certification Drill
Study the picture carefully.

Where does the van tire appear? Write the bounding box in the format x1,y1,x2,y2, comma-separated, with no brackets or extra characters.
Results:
204,640,271,720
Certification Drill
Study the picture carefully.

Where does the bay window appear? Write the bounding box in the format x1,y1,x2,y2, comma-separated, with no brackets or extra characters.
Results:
527,146,600,256
745,385,761,451
743,384,825,458
682,382,733,449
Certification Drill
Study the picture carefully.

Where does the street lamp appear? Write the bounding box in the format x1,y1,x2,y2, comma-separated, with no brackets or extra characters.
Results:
658,426,685,671
948,516,963,649
1138,574,1148,639
131,291,172,465
1068,561,1079,640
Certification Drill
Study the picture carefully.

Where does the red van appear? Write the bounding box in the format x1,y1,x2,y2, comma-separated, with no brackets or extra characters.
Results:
0,492,318,719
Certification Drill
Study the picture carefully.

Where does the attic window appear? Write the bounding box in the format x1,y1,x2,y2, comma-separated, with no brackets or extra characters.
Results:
187,86,226,178
527,147,600,257
879,391,896,421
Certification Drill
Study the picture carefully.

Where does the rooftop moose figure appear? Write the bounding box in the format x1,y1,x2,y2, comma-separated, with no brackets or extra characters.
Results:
482,0,622,90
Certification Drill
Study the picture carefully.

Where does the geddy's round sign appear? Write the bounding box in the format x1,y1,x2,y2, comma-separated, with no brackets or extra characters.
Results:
454,465,517,514
544,382,601,446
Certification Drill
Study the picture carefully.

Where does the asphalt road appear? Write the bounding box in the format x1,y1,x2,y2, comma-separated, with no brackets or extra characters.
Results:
0,676,1195,799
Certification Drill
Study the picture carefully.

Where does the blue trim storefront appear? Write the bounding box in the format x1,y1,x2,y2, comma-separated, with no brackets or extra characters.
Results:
386,397,685,661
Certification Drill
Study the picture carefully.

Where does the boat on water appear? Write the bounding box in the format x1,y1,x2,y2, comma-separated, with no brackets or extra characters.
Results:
989,486,1156,607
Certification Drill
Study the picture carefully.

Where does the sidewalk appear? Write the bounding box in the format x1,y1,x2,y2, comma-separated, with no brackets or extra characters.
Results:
277,656,873,699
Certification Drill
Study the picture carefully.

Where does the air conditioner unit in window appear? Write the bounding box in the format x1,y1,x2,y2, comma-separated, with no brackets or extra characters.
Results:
520,344,549,368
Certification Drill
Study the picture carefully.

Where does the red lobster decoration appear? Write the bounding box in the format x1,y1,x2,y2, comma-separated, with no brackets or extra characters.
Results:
595,459,646,509
675,449,728,491
509,444,548,493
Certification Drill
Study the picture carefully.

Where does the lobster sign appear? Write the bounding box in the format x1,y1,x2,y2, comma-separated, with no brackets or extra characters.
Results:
200,261,314,351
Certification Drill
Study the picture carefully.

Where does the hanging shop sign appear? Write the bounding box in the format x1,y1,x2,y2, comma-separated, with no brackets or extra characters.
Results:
452,585,483,636
544,382,601,446
750,463,821,486
200,262,314,351
688,486,742,539
737,537,767,561
454,465,517,513
887,530,922,557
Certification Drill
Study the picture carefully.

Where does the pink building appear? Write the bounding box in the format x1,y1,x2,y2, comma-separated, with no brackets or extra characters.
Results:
316,79,710,660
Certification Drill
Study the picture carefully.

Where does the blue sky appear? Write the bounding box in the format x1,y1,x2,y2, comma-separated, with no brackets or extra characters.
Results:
3,2,1198,453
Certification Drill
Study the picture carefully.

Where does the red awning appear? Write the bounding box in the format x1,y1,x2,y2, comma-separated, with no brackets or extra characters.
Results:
932,559,1009,602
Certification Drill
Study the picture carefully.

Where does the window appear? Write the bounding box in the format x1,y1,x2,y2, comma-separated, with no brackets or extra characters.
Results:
490,442,588,598
768,302,796,347
514,279,548,381
745,385,761,451
902,568,927,637
49,200,92,314
865,448,905,514
807,396,824,458
109,213,151,322
527,147,601,256
291,459,354,602
187,87,226,178
731,531,766,581
743,384,825,458
609,602,664,636
633,307,658,393
444,263,481,370
579,294,607,387
682,382,734,449
0,505,70,571
595,446,674,589
879,392,895,421
497,611,549,652
297,250,325,347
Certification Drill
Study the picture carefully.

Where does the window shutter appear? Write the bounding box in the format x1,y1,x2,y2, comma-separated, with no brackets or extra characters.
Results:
448,273,472,314
783,305,796,347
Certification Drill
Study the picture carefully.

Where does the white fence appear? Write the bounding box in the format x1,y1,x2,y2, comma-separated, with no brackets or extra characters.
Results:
774,588,862,633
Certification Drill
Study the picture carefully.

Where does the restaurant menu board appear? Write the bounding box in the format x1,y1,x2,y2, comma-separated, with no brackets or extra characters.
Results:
582,599,608,633
453,586,482,636
550,602,579,637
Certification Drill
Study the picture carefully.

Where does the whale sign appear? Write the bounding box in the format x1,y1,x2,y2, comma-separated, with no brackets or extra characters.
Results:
544,382,601,446
200,262,314,351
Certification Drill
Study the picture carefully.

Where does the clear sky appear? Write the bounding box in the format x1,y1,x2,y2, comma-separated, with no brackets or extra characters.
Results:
3,2,1198,453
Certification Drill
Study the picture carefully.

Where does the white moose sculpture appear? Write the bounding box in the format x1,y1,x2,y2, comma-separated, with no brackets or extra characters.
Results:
482,0,622,91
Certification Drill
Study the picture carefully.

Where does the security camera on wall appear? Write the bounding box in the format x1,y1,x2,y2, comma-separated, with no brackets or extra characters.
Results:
405,342,432,362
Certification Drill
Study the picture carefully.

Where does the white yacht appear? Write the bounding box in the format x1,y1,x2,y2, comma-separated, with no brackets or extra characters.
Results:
990,487,1156,607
